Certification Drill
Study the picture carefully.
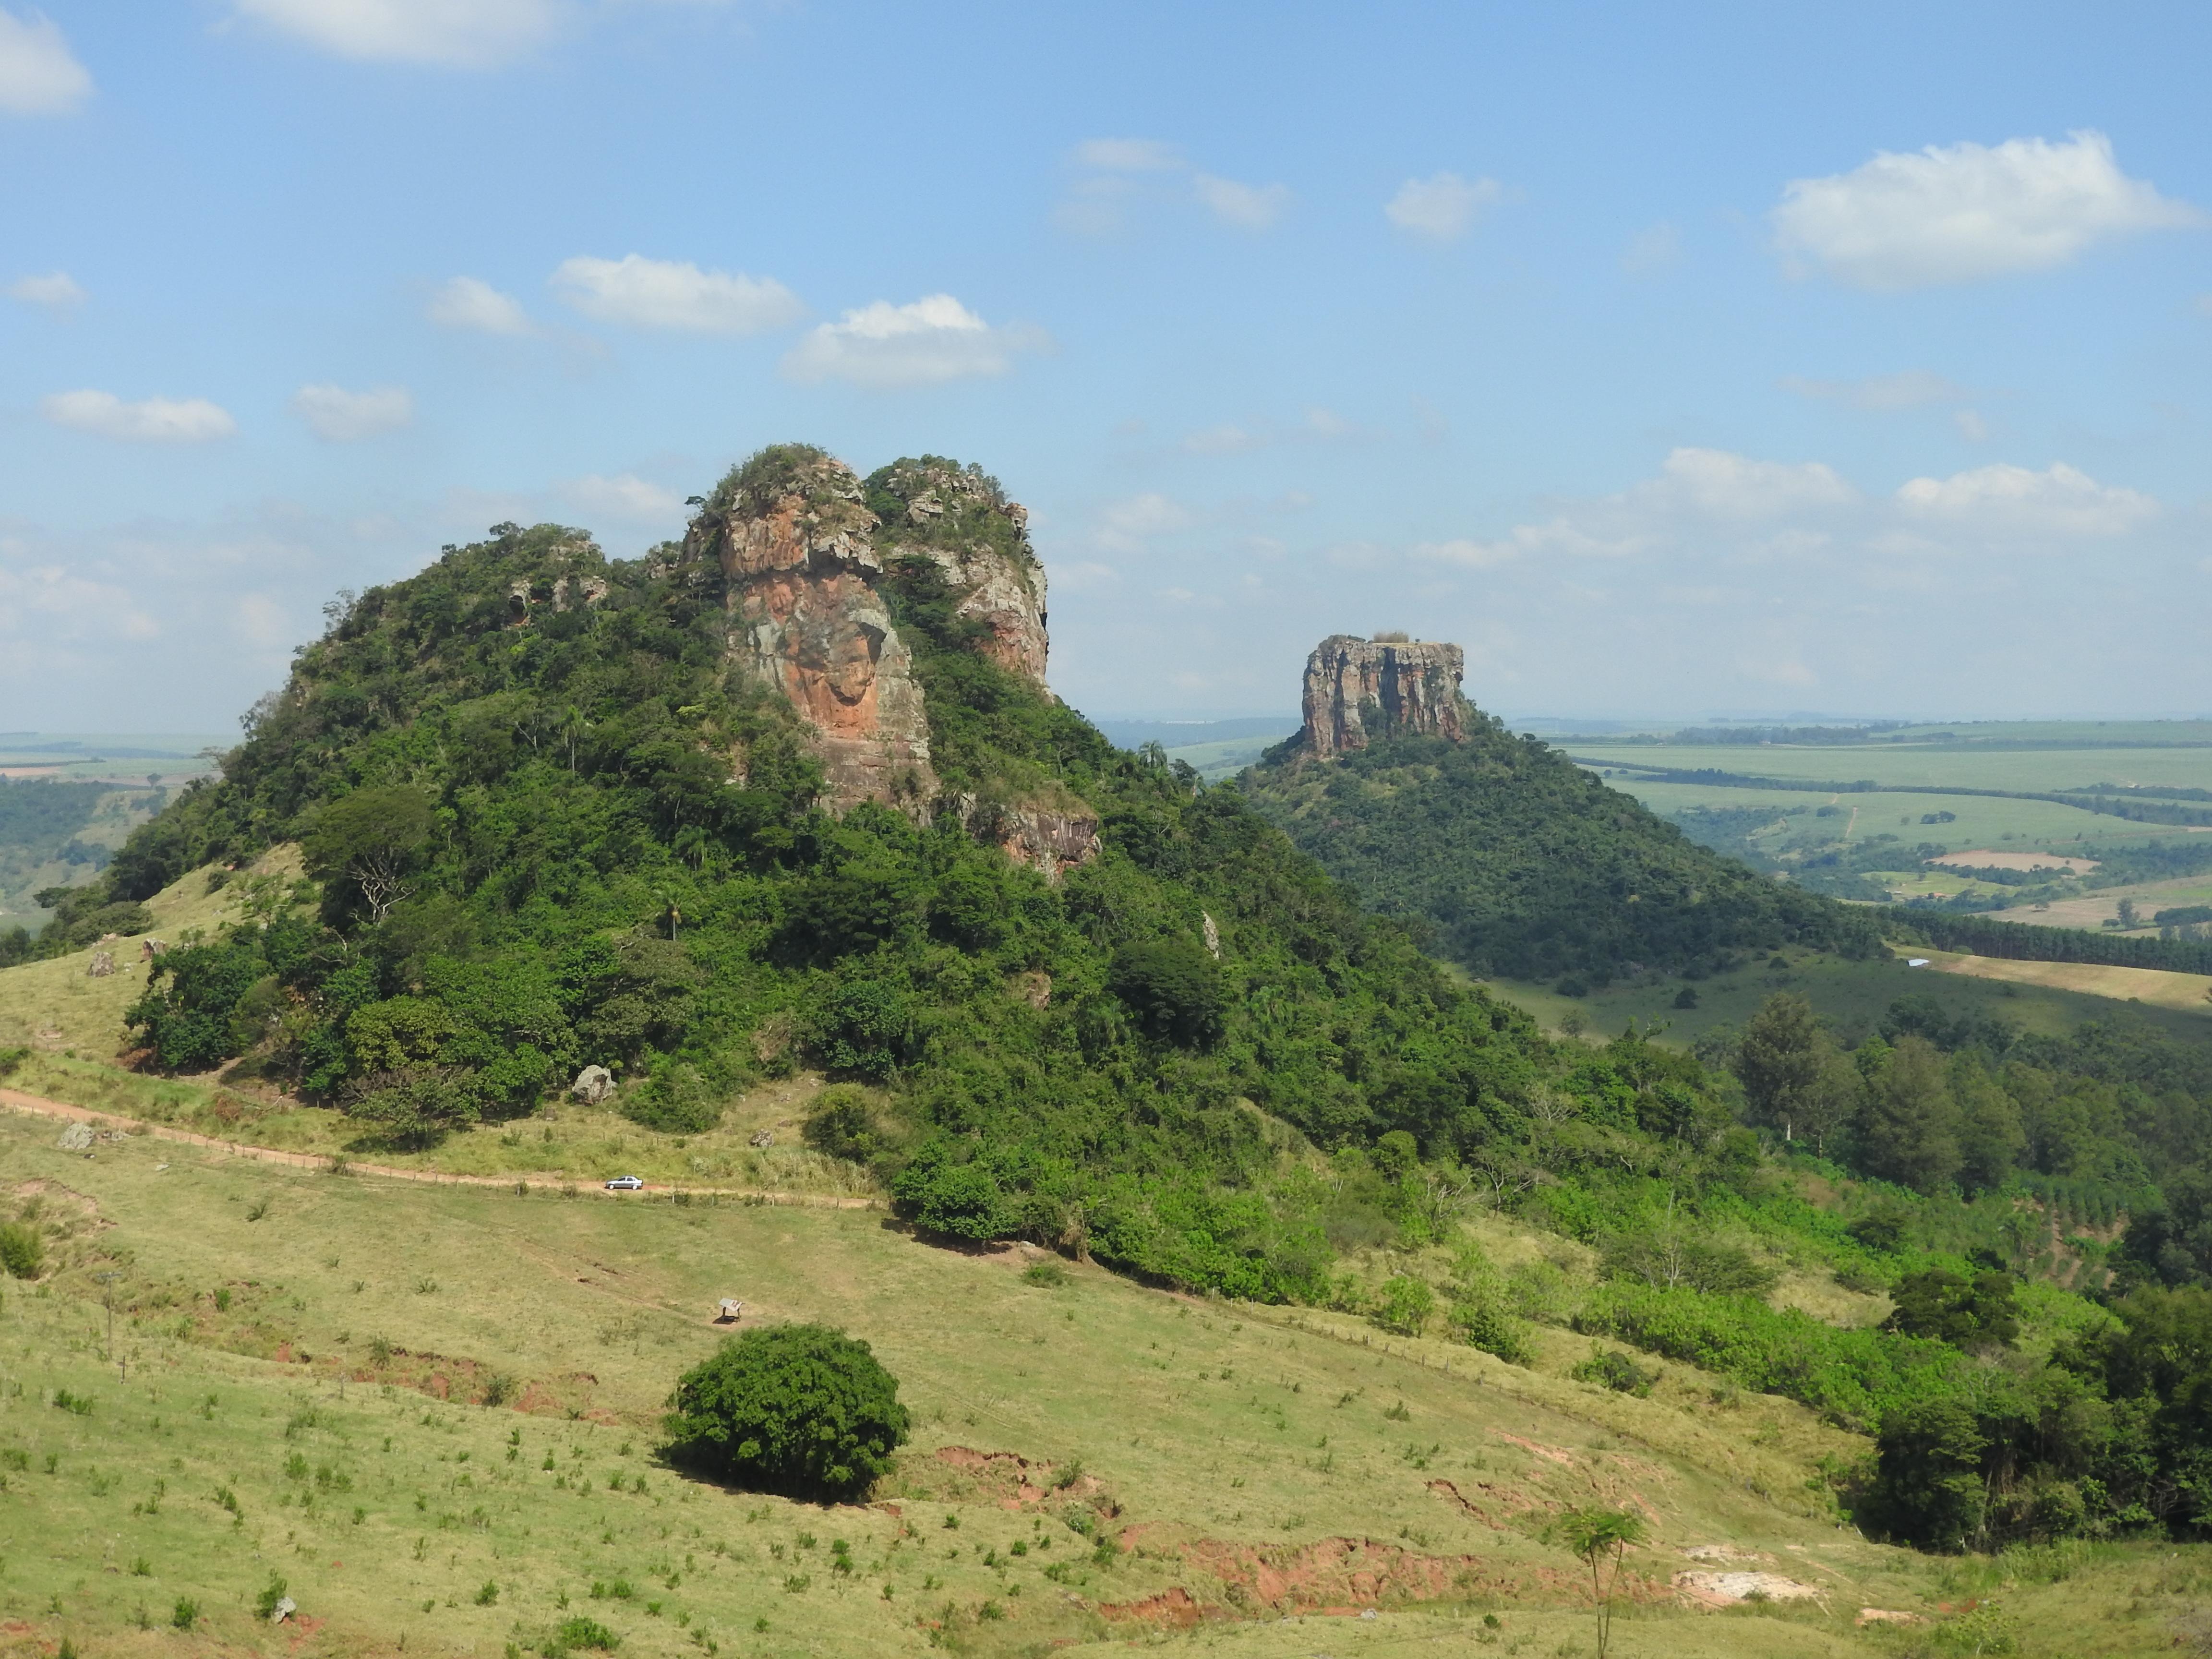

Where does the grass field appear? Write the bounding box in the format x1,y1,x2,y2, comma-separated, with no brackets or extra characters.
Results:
1910,949,2212,1014
1484,945,2212,1051
1599,779,2136,859
1570,743,2212,795
6,1104,2210,1658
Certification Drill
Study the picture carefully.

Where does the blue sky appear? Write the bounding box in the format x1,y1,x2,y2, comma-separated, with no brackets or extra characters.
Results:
3,0,2209,731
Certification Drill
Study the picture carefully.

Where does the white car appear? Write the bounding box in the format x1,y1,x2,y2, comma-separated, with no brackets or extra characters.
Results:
603,1175,644,1191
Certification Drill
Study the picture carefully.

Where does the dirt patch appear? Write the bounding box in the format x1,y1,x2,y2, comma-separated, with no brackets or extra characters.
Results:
1426,1478,1556,1530
1494,1431,1577,1467
1097,1586,1206,1628
1857,1607,1927,1627
1101,1528,1592,1624
926,1445,1101,1510
1674,1569,1822,1608
1682,1544,1771,1564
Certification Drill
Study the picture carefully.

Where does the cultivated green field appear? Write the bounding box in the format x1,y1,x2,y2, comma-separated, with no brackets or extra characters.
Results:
5,1103,2207,1659
1571,743,2212,795
1485,944,2212,1051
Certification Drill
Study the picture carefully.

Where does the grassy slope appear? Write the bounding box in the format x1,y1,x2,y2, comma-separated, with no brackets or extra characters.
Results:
0,848,302,1051
11,1109,2207,1659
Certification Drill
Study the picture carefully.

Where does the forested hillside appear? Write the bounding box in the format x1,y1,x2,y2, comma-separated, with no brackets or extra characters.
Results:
14,445,2212,1564
1239,719,1881,985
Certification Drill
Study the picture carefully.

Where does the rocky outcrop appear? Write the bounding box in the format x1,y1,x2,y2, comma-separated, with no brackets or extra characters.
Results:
685,448,938,811
952,794,1100,883
867,457,1049,688
1298,634,1467,758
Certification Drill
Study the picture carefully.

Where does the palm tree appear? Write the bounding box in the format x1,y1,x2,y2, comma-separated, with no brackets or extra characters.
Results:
1548,1505,1647,1659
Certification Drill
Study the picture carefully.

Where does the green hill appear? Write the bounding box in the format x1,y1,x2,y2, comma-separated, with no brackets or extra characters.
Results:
1239,715,1881,986
8,447,2212,1655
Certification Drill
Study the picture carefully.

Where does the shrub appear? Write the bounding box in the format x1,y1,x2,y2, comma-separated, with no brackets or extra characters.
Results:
1021,1259,1068,1288
802,1084,884,1164
0,1221,43,1280
1570,1348,1655,1397
1372,1274,1435,1336
171,1597,201,1630
1449,1297,1532,1366
663,1324,910,1501
252,1574,289,1619
551,1616,620,1653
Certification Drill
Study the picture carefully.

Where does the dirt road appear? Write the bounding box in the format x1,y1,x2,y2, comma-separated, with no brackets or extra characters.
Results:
0,1085,877,1210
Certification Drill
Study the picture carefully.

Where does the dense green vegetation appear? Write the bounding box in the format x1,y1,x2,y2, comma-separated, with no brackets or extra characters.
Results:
1238,724,1881,983
30,444,2212,1565
663,1324,910,1500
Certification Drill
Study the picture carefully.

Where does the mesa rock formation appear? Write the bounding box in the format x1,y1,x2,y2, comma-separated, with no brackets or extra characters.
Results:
684,449,938,811
1298,634,1468,758
866,457,1049,687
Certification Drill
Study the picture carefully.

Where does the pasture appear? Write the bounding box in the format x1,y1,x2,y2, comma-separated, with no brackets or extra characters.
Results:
3,1103,2205,1659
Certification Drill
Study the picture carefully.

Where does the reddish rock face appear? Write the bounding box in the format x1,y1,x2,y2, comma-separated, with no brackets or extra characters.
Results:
689,451,937,811
866,457,1049,689
1299,634,1467,757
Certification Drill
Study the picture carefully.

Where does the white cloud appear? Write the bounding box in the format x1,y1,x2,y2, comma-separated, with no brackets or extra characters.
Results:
1088,492,1196,558
6,269,84,309
41,390,237,444
1651,447,1855,517
1182,424,1259,456
1416,521,1646,567
1073,137,1182,171
560,472,684,522
1773,130,2204,289
1384,172,1503,240
551,253,803,335
1954,409,1989,442
1780,370,1971,410
1896,460,2155,536
230,0,561,68
1622,222,1680,275
780,294,1046,390
289,383,412,441
427,276,532,335
2194,293,2212,318
0,8,91,115
1194,173,1290,230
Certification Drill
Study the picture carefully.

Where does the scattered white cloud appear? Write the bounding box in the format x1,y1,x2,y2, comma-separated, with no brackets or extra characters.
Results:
1096,493,1192,550
289,383,412,441
551,253,803,335
1384,171,1503,240
1622,221,1680,275
560,472,684,522
1182,424,1260,456
41,390,237,444
780,294,1047,390
427,276,532,334
1954,409,1989,442
230,0,562,68
0,7,91,115
1193,173,1291,230
1073,137,1182,171
1773,130,2204,290
6,270,84,309
1652,447,1855,517
1896,460,2155,537
1416,521,1646,566
1780,370,1971,410
1176,407,1360,456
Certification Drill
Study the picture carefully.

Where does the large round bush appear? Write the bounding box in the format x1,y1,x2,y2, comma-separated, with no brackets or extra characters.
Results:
663,1324,910,1500
1106,936,1224,1047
